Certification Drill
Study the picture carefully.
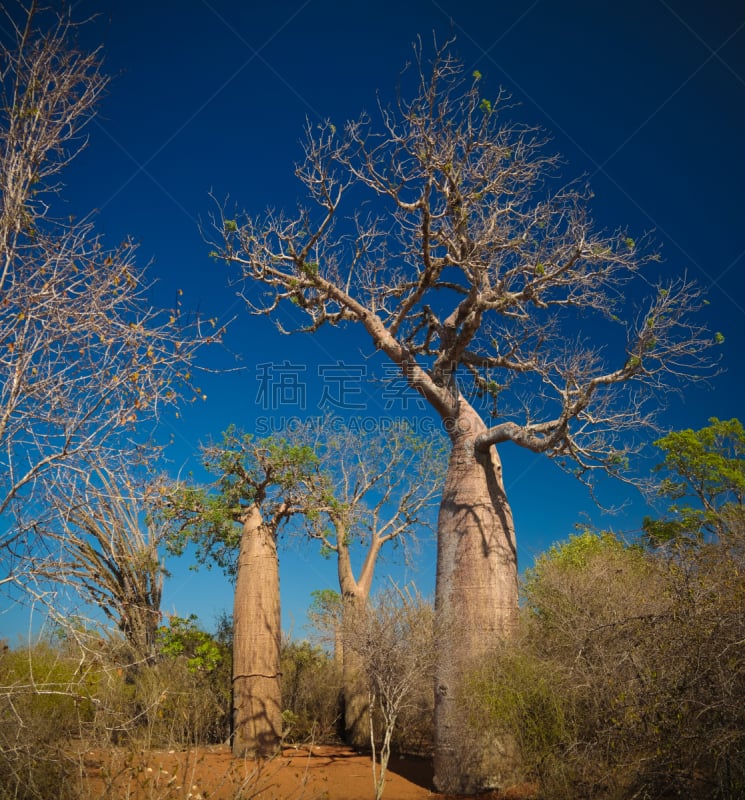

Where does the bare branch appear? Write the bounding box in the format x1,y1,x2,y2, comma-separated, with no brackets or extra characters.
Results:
0,4,216,586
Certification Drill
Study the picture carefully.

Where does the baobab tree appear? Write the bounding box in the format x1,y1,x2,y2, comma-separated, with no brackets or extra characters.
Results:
305,423,446,747
0,4,213,600
212,46,717,792
167,428,319,757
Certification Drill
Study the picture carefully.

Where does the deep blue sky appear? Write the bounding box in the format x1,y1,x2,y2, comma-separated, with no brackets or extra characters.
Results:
4,0,745,640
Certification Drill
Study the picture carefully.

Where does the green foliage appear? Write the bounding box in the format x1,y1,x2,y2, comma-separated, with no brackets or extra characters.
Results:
524,528,627,589
309,588,342,614
467,649,575,772
223,219,238,232
643,417,745,545
300,260,319,277
157,615,223,673
166,425,320,574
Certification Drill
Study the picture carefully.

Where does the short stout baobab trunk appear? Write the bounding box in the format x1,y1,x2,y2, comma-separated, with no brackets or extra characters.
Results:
433,404,519,794
232,506,283,758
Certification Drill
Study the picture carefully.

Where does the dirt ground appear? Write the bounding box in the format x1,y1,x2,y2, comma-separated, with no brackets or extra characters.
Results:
79,744,538,800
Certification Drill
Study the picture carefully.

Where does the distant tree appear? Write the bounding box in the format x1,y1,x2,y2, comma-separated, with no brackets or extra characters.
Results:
167,427,318,757
644,417,745,545
0,4,212,600
305,423,445,747
212,42,718,792
307,588,344,663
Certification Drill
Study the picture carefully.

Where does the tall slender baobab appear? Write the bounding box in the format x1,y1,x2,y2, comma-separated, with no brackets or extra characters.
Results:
213,46,718,792
168,428,319,757
306,423,446,747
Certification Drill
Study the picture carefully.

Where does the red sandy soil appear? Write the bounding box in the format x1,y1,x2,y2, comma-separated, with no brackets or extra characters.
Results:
79,744,538,800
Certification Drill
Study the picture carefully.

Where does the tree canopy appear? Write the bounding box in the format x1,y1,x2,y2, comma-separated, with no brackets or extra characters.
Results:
644,417,745,544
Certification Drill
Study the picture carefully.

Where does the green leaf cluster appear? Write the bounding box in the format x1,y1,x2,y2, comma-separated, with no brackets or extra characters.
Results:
166,425,320,574
643,417,745,545
157,614,224,673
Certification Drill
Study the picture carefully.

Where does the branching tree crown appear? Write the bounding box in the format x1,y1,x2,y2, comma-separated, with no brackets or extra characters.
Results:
166,426,320,573
643,417,745,545
0,4,216,590
302,422,446,581
214,44,718,482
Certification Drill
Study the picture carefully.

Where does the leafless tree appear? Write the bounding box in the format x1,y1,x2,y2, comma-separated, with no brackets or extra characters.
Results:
212,41,718,792
305,422,446,747
37,456,169,663
0,5,215,598
345,585,436,800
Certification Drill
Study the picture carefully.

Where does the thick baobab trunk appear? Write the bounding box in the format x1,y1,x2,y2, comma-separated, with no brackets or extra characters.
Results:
232,506,283,758
433,403,519,794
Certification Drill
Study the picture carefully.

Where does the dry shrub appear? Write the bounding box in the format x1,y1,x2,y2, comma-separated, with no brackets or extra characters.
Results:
469,529,745,800
91,655,230,748
0,619,231,800
0,641,88,800
88,619,231,748
280,639,342,743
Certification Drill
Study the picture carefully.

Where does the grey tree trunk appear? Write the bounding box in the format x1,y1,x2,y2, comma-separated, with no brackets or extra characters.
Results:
338,532,379,749
232,505,283,758
341,597,370,749
433,402,519,794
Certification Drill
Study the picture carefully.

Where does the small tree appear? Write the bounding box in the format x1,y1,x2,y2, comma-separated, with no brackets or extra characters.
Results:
213,42,718,792
345,586,436,800
167,427,318,757
644,417,745,545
